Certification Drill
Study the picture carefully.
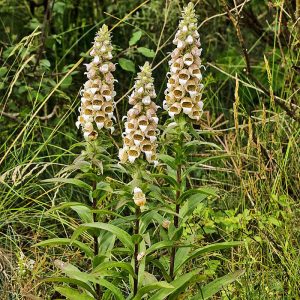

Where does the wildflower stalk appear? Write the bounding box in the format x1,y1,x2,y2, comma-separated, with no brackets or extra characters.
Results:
119,62,158,295
163,2,204,280
133,206,141,295
75,24,116,298
92,179,101,298
170,163,181,279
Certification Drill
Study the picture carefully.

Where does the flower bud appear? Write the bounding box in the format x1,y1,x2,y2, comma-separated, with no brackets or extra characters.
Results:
162,219,171,229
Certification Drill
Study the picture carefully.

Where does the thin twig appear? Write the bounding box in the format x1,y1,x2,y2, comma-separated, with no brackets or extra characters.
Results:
0,105,59,122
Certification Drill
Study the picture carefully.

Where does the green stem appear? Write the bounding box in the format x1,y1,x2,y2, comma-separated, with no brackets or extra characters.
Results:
169,164,181,280
133,206,140,295
92,180,101,299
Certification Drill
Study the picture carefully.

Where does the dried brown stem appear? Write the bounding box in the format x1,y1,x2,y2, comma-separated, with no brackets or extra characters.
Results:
1,105,59,122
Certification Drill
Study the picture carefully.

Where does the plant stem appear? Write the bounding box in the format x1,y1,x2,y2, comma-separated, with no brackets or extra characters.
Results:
92,180,100,299
169,164,181,280
133,206,140,295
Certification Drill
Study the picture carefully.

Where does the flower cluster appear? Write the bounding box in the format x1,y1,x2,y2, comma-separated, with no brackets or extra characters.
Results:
119,62,159,165
76,25,116,141
163,2,204,121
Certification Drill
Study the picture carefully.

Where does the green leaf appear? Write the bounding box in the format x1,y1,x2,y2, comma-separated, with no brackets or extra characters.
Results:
55,286,94,300
137,47,155,58
41,277,96,297
0,66,8,77
54,260,91,284
40,59,51,69
157,154,177,169
92,278,125,300
149,270,199,300
71,205,93,223
118,58,135,73
183,140,222,152
152,174,179,189
92,261,136,279
175,242,242,273
47,202,91,213
133,282,173,300
140,211,164,234
178,188,218,204
71,222,134,251
42,178,92,191
145,241,174,256
151,259,171,282
129,31,142,46
170,227,183,241
131,234,143,244
174,245,191,274
190,270,245,300
61,75,72,89
33,238,93,258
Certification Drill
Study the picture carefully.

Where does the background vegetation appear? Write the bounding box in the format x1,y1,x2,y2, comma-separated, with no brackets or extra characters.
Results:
0,0,299,299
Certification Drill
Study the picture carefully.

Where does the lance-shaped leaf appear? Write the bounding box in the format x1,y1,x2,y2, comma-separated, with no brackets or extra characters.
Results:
55,286,94,300
175,241,242,273
145,240,175,256
89,277,125,300
190,270,245,300
33,238,93,258
71,222,134,251
92,261,136,279
43,177,92,191
41,277,96,297
149,269,199,300
133,281,174,300
177,187,218,204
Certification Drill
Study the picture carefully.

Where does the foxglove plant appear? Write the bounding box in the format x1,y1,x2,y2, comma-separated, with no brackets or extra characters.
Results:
119,61,159,296
73,24,117,298
35,6,243,299
162,2,205,280
76,24,116,140
164,2,204,121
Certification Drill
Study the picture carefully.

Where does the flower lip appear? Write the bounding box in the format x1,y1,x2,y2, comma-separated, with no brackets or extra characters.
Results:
142,95,151,105
133,131,144,145
178,69,190,85
173,86,185,99
134,187,142,194
183,53,194,66
169,102,182,115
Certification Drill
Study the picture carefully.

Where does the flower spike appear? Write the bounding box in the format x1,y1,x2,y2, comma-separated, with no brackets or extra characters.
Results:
164,2,204,122
119,62,159,165
76,24,116,140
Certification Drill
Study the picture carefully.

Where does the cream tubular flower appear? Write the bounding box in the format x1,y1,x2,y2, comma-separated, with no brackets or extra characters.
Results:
119,62,159,165
133,187,146,207
164,2,204,122
77,24,116,140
